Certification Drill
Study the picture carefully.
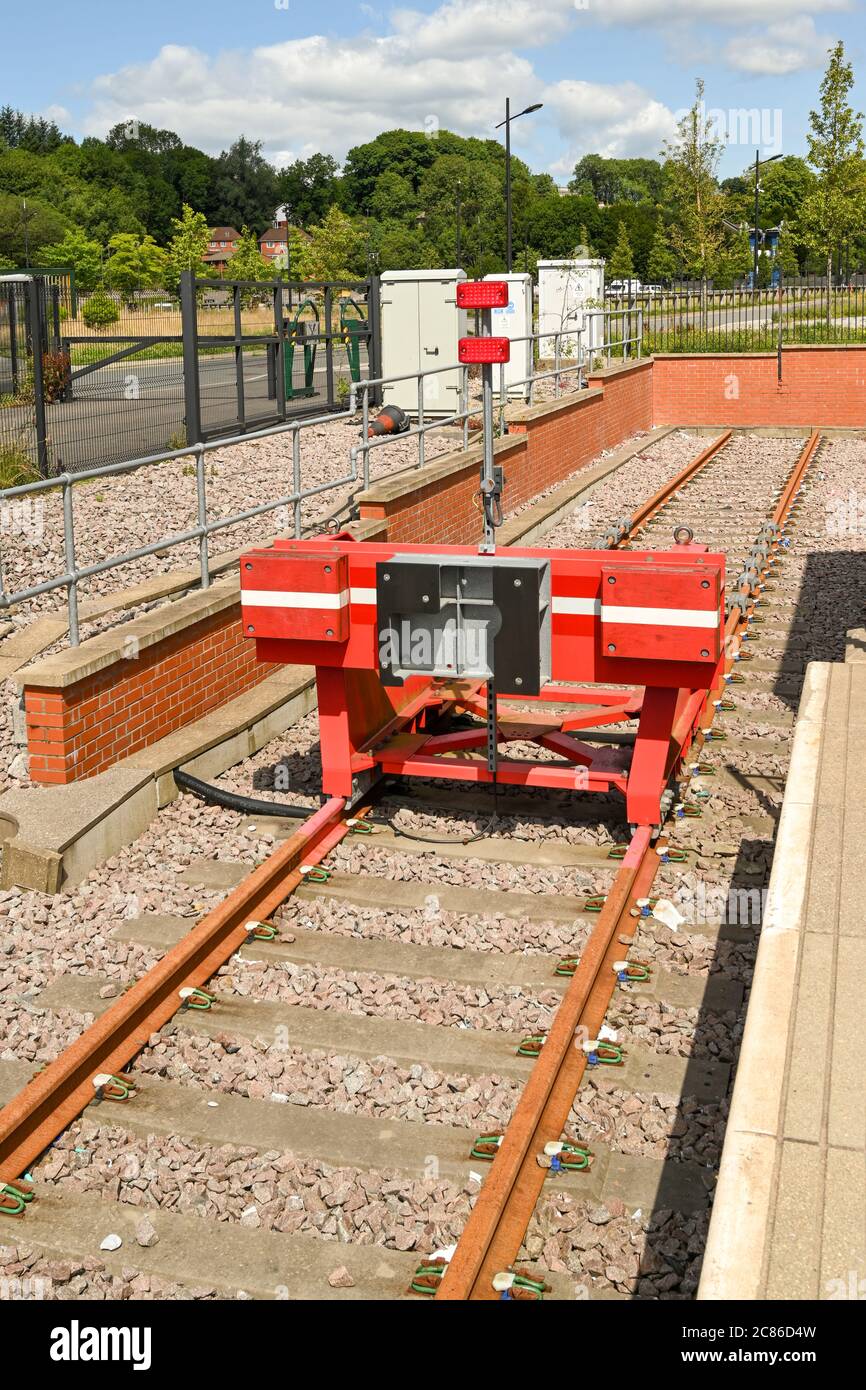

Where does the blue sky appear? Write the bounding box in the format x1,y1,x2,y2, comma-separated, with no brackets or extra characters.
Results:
5,0,864,181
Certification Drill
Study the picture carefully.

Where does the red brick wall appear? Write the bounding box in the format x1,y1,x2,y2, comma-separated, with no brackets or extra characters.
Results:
361,361,654,543
653,348,866,426
25,604,273,784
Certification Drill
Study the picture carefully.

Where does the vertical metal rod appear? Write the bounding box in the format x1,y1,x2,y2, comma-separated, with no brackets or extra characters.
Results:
480,306,495,553
233,284,246,431
554,331,561,398
462,367,469,451
273,279,287,421
361,383,369,456
324,285,335,408
505,97,512,273
293,429,302,536
61,478,79,646
180,271,203,448
417,373,425,469
367,275,382,406
27,280,50,477
196,445,210,590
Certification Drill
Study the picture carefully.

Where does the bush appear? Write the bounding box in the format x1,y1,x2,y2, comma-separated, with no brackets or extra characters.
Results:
0,440,38,490
42,350,71,403
82,290,120,329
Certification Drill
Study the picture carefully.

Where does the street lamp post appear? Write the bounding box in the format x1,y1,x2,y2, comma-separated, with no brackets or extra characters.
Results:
752,150,783,287
496,100,543,272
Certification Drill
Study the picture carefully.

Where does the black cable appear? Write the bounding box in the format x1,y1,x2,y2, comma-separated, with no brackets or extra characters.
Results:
173,767,318,819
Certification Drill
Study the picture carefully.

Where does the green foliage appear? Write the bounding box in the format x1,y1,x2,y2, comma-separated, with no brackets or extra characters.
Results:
570,155,664,205
775,223,800,278
39,227,104,291
646,223,678,282
0,191,66,263
81,289,120,328
105,232,167,298
608,221,634,278
290,207,363,281
800,41,866,282
661,78,726,278
226,227,273,299
0,437,38,489
165,204,210,290
278,153,342,226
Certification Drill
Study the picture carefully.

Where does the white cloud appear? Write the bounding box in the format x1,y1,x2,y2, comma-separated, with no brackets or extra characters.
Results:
544,79,677,170
76,0,846,176
723,16,838,74
588,0,850,23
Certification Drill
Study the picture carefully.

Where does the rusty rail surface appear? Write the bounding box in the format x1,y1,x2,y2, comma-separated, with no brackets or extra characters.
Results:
0,797,354,1185
436,428,822,1300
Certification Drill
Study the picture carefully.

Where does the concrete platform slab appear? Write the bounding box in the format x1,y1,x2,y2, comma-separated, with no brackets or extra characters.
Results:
699,661,866,1301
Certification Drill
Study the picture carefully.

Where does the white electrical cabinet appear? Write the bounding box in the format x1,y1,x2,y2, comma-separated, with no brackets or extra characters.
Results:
537,259,605,360
380,269,467,416
483,271,533,399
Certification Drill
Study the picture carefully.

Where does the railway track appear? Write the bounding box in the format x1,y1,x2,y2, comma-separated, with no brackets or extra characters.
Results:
0,428,826,1301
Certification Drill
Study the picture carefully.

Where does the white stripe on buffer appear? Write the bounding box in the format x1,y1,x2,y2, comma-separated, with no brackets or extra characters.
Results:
601,604,719,629
551,596,717,628
242,589,348,610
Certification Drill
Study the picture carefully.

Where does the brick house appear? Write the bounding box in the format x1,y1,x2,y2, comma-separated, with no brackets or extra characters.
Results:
203,226,241,274
259,225,290,263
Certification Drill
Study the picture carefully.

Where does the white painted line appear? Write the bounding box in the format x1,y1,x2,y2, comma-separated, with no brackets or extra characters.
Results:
241,589,348,609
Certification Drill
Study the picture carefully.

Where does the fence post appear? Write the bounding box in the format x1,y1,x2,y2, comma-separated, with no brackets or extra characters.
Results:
26,279,50,477
367,275,383,406
272,279,286,420
180,270,203,447
324,285,335,408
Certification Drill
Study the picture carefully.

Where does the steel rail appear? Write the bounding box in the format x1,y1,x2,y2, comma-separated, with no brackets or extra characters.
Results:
620,429,733,541
435,825,658,1299
0,797,355,1186
436,427,823,1301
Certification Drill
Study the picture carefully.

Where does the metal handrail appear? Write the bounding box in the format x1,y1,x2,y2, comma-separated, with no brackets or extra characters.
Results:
0,405,356,646
0,308,644,650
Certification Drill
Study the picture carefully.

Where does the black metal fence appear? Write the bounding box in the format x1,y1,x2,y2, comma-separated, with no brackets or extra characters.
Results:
182,273,380,446
610,275,866,353
0,271,381,480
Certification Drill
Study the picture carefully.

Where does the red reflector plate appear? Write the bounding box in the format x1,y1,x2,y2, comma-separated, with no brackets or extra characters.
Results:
458,336,511,364
456,281,509,309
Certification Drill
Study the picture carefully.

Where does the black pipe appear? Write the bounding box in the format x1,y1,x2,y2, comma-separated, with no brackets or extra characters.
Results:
173,767,318,818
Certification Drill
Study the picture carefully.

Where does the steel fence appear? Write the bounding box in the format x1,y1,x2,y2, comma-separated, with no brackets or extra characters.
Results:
616,278,866,353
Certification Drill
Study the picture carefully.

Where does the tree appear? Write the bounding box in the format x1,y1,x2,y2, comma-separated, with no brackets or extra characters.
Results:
225,226,272,291
211,137,280,232
646,222,678,282
608,221,634,279
0,192,66,263
369,171,417,223
800,41,866,288
570,155,664,205
104,233,167,299
289,207,363,281
40,227,104,291
775,223,800,278
278,153,341,226
661,79,725,279
165,203,210,290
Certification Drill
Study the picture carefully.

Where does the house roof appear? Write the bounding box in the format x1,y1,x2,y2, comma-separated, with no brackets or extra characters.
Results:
209,226,240,241
260,226,289,244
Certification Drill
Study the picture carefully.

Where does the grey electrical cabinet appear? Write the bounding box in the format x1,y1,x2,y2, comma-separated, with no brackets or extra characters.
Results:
379,269,467,416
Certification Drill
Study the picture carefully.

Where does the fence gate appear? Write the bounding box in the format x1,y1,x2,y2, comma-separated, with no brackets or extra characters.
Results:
181,272,381,445
0,274,64,478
